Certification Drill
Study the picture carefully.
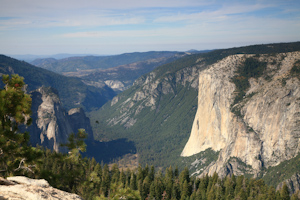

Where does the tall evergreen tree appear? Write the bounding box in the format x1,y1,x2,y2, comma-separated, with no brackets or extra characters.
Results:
130,172,138,191
280,183,290,200
0,74,39,175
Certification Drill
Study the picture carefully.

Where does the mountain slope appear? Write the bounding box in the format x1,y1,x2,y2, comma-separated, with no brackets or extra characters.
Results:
64,53,188,93
31,51,182,74
89,42,300,171
0,55,115,111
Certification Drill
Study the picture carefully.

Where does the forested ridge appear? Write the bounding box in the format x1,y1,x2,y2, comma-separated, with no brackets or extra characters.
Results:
1,74,299,200
0,55,115,111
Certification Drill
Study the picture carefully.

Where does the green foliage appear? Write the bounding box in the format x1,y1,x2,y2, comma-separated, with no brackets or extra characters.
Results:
260,153,300,188
0,74,41,175
90,83,199,170
61,129,88,163
35,149,291,199
230,57,267,117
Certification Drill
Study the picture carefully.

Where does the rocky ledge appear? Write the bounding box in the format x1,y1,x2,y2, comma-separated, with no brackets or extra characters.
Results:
0,176,82,200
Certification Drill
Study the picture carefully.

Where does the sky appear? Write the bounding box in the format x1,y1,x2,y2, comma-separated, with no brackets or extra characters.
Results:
0,0,300,55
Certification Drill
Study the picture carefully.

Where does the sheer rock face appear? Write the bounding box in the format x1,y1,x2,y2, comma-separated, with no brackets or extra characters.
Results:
181,52,300,177
0,176,83,200
27,86,93,152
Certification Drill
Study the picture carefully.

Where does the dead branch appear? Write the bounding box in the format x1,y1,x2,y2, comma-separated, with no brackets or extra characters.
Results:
14,158,35,174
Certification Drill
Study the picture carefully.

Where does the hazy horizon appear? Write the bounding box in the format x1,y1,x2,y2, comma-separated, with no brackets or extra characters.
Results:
1,0,300,55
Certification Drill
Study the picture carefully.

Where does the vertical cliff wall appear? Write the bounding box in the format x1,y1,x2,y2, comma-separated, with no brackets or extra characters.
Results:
181,52,300,177
26,86,93,152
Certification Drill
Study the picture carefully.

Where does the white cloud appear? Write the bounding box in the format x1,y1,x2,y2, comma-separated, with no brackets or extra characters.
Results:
154,3,274,23
0,0,299,54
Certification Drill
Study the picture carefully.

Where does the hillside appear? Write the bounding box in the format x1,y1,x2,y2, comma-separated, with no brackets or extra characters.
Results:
0,55,115,111
66,52,188,93
89,42,300,175
31,51,182,74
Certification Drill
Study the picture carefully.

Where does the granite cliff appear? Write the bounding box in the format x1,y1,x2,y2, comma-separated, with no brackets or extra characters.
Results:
25,86,93,152
181,52,300,177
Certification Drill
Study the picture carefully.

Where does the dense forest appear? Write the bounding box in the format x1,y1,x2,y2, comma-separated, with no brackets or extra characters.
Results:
1,74,300,199
30,149,300,200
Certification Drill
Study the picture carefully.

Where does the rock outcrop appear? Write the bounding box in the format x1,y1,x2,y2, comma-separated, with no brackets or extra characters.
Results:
277,173,300,194
25,86,93,152
106,62,200,128
0,176,82,200
181,52,300,177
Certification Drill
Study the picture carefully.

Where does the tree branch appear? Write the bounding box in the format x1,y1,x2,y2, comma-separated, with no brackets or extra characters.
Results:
14,158,35,173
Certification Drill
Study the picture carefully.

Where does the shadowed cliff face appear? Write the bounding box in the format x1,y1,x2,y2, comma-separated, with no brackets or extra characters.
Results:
181,52,300,177
26,86,93,152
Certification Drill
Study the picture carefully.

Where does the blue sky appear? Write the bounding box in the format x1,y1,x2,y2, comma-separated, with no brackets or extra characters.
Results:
0,0,299,55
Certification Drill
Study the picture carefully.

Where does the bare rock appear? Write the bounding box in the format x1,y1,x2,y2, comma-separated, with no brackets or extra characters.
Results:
277,173,300,194
181,52,300,177
0,176,83,200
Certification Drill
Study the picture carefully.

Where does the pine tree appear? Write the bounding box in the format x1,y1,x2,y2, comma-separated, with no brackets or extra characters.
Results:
181,180,191,200
119,169,126,187
111,163,120,184
101,164,110,197
0,74,40,175
61,129,87,163
266,186,276,200
224,175,235,200
280,183,290,200
174,166,179,178
172,181,181,200
149,165,155,182
125,168,131,188
130,172,138,190
165,166,174,199
154,171,164,200
179,167,190,186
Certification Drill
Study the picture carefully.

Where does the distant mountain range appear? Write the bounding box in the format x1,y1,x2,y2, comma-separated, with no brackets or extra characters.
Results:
0,55,115,111
9,53,105,62
30,51,186,73
29,51,199,93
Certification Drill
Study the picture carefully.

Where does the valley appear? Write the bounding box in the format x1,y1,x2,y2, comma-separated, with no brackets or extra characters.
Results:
1,42,300,199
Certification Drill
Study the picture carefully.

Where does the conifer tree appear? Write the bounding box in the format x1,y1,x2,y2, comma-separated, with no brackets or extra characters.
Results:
181,180,191,200
280,183,290,200
154,171,164,200
111,163,120,184
130,172,138,190
149,182,156,199
119,169,126,187
172,181,181,200
266,186,276,200
149,165,155,182
0,74,40,175
101,164,110,196
62,129,87,163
